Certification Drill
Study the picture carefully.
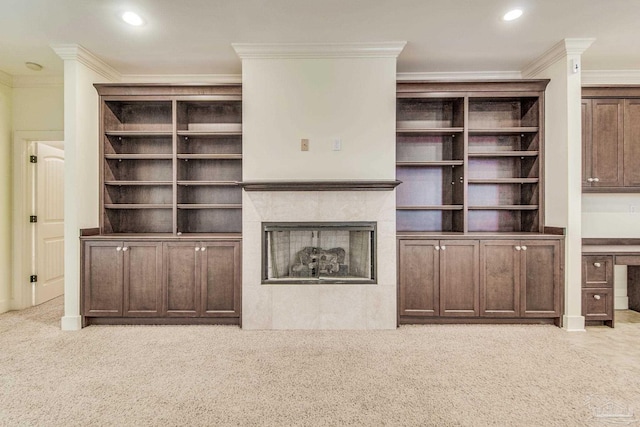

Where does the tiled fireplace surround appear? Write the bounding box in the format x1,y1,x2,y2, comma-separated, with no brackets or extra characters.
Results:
242,190,397,329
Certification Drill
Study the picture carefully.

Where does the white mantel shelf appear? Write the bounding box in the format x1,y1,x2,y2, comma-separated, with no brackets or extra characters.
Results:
239,180,402,191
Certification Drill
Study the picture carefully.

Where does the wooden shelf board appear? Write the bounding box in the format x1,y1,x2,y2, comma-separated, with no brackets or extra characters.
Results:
104,181,173,186
177,131,242,137
105,154,173,160
468,127,539,134
104,204,173,209
177,154,242,160
177,181,240,186
239,180,402,191
105,130,172,136
469,205,539,210
177,204,242,209
468,151,539,157
396,161,463,167
397,205,463,211
396,125,464,134
468,178,539,184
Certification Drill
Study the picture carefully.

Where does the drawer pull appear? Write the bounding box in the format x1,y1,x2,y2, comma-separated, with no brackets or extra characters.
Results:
593,295,601,300
594,262,601,268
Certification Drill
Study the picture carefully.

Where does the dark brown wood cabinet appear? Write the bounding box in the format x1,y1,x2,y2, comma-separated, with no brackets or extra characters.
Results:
83,84,243,326
398,239,478,318
82,237,241,325
582,87,640,192
399,236,562,324
582,255,614,327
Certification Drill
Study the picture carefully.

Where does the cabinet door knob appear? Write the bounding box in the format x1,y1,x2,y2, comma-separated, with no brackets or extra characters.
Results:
195,247,200,252
122,247,128,251
116,246,122,251
593,294,601,300
593,177,600,182
521,245,527,251
440,245,446,250
594,262,601,268
515,246,521,251
435,246,440,251
587,178,594,182
201,247,206,251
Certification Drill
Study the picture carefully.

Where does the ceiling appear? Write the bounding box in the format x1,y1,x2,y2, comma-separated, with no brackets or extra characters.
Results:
1,0,639,78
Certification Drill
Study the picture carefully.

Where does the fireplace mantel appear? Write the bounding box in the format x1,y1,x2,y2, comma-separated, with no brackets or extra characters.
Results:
239,180,401,192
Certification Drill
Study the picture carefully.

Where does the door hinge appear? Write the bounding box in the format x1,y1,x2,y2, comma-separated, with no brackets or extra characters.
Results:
30,155,37,163
30,215,37,223
30,275,37,283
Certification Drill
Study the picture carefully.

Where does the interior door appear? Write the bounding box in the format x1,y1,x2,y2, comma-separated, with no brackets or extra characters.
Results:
34,143,65,305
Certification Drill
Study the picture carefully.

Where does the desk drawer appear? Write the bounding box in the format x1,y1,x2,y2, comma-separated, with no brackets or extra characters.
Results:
582,256,614,288
582,288,613,321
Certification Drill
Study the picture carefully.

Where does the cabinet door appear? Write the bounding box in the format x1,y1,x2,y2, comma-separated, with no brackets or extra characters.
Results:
582,255,613,288
624,99,640,187
439,240,479,317
591,99,624,187
480,240,520,317
582,99,592,187
164,242,199,317
123,241,163,317
398,240,439,317
83,240,123,316
200,241,241,317
521,240,562,317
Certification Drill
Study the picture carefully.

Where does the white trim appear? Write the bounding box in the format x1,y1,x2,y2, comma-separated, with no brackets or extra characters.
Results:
12,75,64,88
615,296,629,310
233,42,407,59
397,71,522,81
522,38,595,78
0,299,10,314
563,315,586,332
582,70,640,86
0,70,12,87
12,131,64,311
121,74,242,84
61,315,82,331
50,44,121,82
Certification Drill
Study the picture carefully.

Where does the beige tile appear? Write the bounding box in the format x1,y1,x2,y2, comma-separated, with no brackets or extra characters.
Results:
271,285,321,329
319,286,367,329
241,287,273,330
365,285,397,329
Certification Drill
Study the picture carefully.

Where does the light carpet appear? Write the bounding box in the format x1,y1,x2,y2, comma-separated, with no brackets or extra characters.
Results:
1,297,639,426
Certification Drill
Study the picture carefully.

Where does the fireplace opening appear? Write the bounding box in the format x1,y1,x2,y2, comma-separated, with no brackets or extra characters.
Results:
262,222,376,284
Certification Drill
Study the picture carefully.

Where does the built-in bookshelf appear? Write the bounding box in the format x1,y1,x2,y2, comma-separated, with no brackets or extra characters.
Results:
396,81,548,233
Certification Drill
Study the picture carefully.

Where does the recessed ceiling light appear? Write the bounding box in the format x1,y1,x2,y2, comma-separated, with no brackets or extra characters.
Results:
503,9,523,21
122,11,144,26
25,62,43,71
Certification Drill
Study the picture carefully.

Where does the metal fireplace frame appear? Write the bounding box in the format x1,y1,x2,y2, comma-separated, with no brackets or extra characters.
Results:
261,221,377,285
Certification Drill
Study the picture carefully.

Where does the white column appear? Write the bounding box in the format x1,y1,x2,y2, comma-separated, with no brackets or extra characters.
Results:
52,45,120,330
523,38,595,331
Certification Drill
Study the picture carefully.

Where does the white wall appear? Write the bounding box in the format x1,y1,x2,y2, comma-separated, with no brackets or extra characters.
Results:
0,81,12,313
12,84,64,132
242,58,396,180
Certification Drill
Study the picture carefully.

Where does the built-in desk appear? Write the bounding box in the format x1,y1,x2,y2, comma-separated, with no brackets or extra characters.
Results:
582,239,640,327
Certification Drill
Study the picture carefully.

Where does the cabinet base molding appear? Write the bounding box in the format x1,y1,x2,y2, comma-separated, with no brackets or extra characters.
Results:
61,315,83,331
84,317,240,326
399,317,560,326
562,315,586,332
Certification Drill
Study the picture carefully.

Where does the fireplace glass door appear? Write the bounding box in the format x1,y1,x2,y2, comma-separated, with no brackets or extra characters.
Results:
263,222,376,284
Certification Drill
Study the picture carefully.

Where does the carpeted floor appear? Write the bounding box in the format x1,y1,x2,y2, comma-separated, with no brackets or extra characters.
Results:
1,298,639,426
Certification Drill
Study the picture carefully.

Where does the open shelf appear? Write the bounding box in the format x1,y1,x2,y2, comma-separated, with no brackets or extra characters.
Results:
468,97,539,129
104,101,172,132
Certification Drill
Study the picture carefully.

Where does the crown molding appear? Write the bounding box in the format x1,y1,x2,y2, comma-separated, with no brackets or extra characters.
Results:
0,69,12,87
397,71,522,81
522,38,595,78
121,74,242,84
233,42,407,59
50,44,121,82
12,74,64,88
582,70,640,86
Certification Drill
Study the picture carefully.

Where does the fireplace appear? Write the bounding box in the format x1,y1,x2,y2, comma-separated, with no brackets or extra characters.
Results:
262,222,376,284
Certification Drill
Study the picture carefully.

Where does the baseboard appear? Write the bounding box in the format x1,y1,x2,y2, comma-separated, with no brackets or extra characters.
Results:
61,315,82,331
0,299,10,314
563,315,586,332
615,296,629,310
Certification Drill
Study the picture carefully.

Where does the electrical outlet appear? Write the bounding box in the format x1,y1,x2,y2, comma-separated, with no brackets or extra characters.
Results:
301,139,309,151
332,139,342,151
630,205,637,213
